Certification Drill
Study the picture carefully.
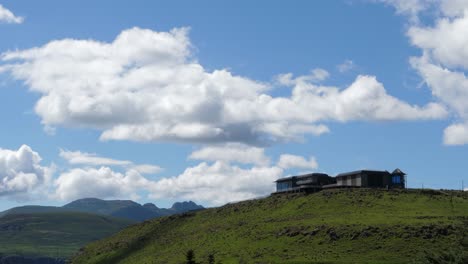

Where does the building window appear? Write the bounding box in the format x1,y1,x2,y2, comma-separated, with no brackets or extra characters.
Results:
392,176,401,184
277,181,292,191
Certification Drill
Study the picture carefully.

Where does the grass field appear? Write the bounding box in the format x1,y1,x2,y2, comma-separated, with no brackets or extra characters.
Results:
72,188,468,264
0,212,133,259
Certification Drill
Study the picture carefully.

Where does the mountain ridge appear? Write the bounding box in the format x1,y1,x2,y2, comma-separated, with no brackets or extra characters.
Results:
0,198,204,222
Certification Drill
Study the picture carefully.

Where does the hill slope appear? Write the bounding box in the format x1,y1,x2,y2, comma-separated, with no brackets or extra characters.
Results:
0,206,67,218
0,212,133,259
73,189,468,264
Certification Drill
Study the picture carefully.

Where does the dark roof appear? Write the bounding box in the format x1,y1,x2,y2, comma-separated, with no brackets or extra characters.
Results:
275,173,329,182
336,169,390,178
392,168,406,175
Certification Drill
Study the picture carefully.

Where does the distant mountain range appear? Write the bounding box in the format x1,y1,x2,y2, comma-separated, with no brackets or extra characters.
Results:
0,198,204,262
0,198,204,222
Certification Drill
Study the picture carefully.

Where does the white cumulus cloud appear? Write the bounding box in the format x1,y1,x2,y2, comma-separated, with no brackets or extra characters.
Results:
59,149,162,174
0,27,446,145
409,13,468,69
277,73,446,122
14,146,319,205
145,148,323,205
443,123,468,146
0,145,53,199
277,154,318,170
0,4,23,24
54,167,151,201
148,161,283,206
59,149,132,166
189,143,270,166
440,0,468,17
405,1,468,145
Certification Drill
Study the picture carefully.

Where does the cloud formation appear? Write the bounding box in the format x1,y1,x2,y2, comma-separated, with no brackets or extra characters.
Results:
337,60,355,73
54,167,151,201
53,144,323,205
0,4,23,24
0,27,446,145
189,143,270,166
403,1,468,145
277,154,318,170
59,149,162,174
376,0,468,145
374,0,436,21
60,150,132,166
147,144,328,205
148,161,283,205
0,145,52,199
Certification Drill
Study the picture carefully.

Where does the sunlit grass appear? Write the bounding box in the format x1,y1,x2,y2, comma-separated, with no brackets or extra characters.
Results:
73,189,468,264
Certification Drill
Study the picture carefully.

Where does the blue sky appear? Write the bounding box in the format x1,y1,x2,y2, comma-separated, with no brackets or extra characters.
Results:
0,0,467,210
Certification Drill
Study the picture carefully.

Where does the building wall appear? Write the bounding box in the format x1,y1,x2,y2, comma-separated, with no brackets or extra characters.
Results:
361,175,368,186
356,176,362,186
276,170,405,193
337,175,362,187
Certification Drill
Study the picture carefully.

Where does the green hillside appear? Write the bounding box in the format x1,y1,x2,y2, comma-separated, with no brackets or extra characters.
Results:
0,205,66,218
0,212,134,259
73,189,468,264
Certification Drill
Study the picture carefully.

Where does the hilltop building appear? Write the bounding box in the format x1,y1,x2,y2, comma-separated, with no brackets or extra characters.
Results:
275,173,336,193
274,168,406,194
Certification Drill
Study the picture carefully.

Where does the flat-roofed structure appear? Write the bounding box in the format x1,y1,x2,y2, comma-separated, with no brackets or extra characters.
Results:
274,168,406,194
334,169,405,189
275,173,336,194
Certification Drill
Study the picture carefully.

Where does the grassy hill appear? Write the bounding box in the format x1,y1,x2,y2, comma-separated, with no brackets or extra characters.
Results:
0,212,133,259
0,205,66,218
72,189,468,264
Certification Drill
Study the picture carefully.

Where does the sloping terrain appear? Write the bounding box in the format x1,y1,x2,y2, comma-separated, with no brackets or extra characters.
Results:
0,212,133,259
0,206,66,218
0,199,204,262
73,189,468,264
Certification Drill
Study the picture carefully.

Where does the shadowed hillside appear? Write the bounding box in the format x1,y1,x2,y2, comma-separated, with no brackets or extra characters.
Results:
73,189,468,264
0,212,133,259
0,198,204,262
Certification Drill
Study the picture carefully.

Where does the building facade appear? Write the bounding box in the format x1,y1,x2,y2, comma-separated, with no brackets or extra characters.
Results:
274,168,406,194
334,169,406,188
275,173,336,193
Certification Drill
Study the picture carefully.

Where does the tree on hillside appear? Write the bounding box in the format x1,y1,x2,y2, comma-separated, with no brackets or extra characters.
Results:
186,249,196,264
208,254,215,264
